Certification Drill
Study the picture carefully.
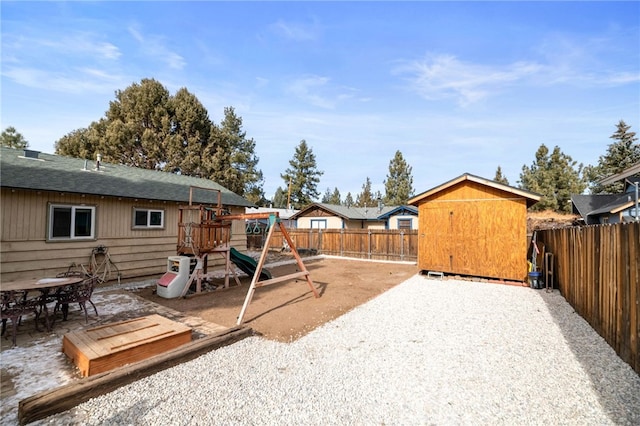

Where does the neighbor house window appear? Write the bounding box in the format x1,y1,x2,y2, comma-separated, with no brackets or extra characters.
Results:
48,204,96,240
397,218,413,230
133,208,164,229
310,219,327,229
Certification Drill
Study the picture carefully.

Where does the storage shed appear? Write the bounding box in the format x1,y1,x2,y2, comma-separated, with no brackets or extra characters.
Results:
408,173,540,282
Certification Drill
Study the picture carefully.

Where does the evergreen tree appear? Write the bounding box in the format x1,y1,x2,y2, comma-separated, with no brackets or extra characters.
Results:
54,78,265,198
1,126,29,149
343,192,354,207
105,78,173,169
272,187,288,208
321,187,341,204
165,87,211,177
56,120,106,159
494,166,509,185
329,187,341,204
281,140,323,209
519,144,586,213
383,150,414,205
355,177,375,207
209,107,264,199
321,188,332,203
585,120,640,194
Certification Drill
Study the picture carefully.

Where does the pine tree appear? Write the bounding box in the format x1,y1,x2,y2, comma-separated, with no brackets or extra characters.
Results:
355,177,376,207
1,126,29,149
519,144,586,213
321,187,332,203
329,187,341,204
383,150,414,205
494,166,509,185
321,187,341,204
585,120,640,194
272,187,288,208
210,107,264,198
280,140,324,209
54,78,265,199
343,192,354,207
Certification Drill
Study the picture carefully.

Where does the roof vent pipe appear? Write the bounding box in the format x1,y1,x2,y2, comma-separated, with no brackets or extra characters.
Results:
23,149,40,159
84,159,88,171
96,153,101,171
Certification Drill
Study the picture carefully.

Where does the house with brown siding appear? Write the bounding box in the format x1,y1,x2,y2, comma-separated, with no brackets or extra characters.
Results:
408,173,540,282
0,147,254,282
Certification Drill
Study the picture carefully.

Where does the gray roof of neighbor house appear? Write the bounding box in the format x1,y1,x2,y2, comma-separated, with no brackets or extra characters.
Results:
572,193,635,219
245,207,299,220
291,203,416,221
0,147,254,207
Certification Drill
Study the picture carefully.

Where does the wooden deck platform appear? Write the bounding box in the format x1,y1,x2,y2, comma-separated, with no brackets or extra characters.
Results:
62,314,192,377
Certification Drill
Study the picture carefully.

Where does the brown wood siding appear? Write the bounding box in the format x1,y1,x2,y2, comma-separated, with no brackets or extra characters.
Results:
538,223,639,375
416,181,529,281
265,228,418,262
1,188,247,282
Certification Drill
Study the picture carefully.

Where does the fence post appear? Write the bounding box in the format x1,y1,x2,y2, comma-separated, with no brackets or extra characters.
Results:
400,231,404,261
340,229,344,257
318,228,323,254
368,230,372,260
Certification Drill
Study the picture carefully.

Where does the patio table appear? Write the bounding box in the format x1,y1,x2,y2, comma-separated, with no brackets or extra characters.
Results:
1,277,84,345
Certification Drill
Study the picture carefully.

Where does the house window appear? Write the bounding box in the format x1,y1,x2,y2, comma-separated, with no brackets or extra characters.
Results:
133,208,164,229
48,204,96,240
310,219,327,229
397,218,413,230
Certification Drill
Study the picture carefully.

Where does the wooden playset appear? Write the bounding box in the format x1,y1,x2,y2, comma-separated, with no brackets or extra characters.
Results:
158,186,318,325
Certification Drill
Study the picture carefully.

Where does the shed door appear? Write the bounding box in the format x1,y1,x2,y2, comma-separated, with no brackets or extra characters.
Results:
418,204,479,274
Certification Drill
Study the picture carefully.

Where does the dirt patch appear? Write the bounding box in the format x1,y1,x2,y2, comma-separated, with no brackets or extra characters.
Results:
135,256,417,342
527,210,580,233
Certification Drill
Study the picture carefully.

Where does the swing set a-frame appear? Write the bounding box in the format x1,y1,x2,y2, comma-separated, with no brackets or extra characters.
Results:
176,186,319,325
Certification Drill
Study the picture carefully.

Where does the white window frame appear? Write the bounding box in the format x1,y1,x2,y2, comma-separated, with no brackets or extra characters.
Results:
310,219,328,229
133,208,165,229
48,204,96,241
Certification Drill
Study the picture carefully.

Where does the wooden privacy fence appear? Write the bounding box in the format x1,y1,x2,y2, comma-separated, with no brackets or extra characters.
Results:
251,228,418,262
538,222,639,375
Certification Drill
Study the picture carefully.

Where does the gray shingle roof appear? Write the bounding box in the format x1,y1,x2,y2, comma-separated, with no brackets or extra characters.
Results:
292,203,415,221
0,147,254,207
571,193,634,223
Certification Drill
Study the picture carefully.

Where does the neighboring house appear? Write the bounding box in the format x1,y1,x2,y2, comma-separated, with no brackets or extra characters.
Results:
291,203,418,230
408,173,540,282
244,207,298,230
0,147,254,282
572,163,640,225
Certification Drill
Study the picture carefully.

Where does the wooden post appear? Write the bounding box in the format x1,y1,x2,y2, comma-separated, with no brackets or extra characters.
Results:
236,215,319,326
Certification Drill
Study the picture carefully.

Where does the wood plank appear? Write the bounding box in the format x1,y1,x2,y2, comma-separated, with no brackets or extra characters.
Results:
19,326,252,425
62,315,192,377
254,271,310,287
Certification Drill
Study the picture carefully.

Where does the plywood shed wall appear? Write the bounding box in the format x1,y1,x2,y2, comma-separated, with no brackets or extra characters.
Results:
409,174,540,282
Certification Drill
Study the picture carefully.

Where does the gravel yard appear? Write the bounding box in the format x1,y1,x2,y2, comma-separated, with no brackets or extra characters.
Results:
37,274,640,425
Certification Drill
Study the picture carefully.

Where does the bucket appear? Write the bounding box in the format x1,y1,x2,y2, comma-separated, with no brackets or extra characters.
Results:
528,271,542,289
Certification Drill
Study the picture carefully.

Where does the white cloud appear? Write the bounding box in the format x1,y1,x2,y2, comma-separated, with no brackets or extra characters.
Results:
270,19,320,41
394,54,542,106
128,25,186,70
284,75,365,109
286,75,334,108
3,67,125,94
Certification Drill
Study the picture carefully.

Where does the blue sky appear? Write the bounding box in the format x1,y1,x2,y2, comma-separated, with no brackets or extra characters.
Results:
2,1,639,201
